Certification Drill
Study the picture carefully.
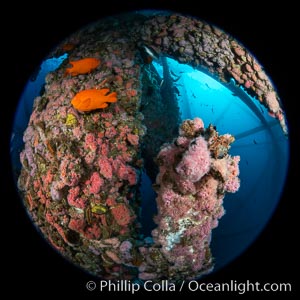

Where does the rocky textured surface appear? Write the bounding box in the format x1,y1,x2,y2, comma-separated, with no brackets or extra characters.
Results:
53,13,287,133
18,21,145,278
135,14,287,133
138,118,240,281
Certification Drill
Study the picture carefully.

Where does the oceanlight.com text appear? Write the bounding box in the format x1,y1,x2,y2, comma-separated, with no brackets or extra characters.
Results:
187,280,292,294
86,279,292,294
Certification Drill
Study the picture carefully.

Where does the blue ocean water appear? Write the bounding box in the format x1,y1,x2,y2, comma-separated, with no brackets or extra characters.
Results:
10,54,68,173
11,54,289,273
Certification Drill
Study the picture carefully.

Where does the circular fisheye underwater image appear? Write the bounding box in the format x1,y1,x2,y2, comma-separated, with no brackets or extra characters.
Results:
11,10,289,282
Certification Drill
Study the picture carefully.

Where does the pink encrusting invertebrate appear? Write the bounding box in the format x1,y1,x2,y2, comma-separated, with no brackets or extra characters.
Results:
138,118,240,280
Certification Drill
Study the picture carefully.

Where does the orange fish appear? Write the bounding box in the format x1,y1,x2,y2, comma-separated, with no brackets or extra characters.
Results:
71,88,117,112
65,58,100,76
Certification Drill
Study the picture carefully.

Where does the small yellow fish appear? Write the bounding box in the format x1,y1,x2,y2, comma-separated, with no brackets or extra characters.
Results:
91,204,107,215
71,88,117,112
65,58,100,76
